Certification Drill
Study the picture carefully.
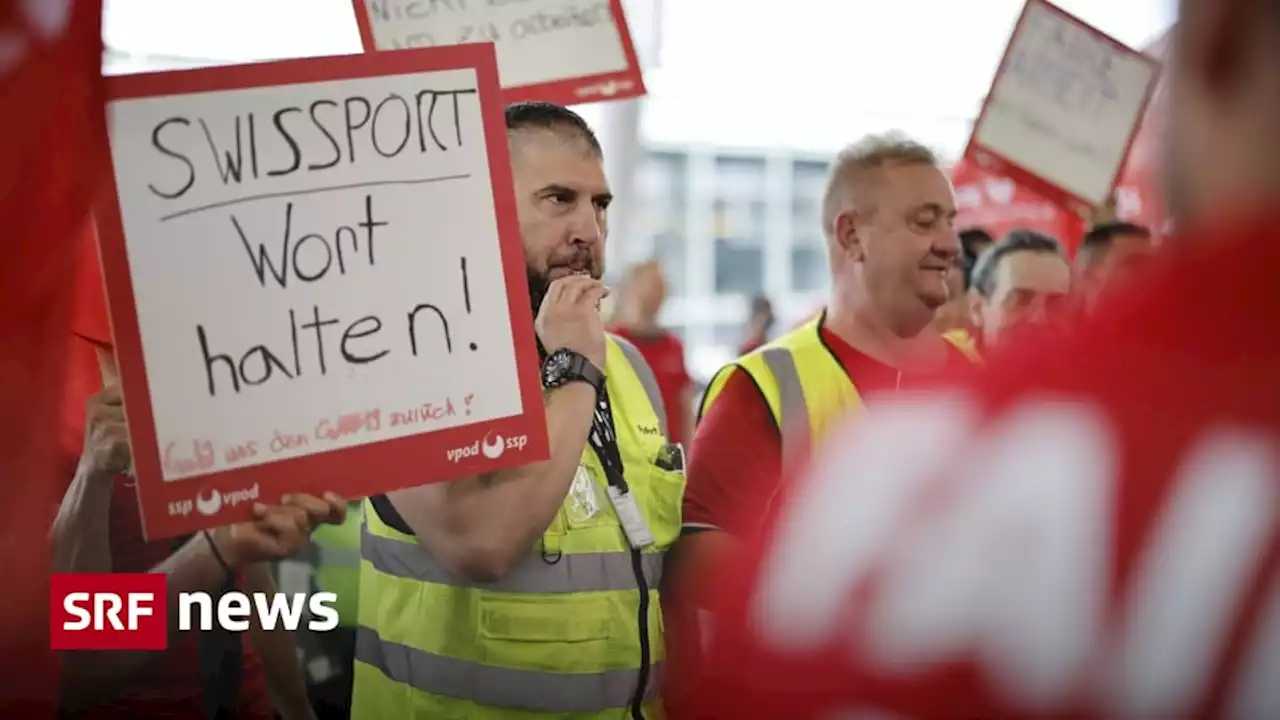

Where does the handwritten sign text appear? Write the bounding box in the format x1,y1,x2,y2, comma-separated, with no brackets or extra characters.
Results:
968,0,1159,208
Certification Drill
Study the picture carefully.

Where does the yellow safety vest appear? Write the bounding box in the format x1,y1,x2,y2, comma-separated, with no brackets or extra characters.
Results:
311,501,363,627
942,328,982,362
352,336,685,719
700,312,981,463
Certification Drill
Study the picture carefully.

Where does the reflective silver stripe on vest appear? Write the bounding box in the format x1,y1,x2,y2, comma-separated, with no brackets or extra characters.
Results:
610,334,669,438
361,522,663,593
758,346,809,464
357,627,662,712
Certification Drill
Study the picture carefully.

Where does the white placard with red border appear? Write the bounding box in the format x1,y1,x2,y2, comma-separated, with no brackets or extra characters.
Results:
95,45,548,540
965,0,1161,216
352,0,646,105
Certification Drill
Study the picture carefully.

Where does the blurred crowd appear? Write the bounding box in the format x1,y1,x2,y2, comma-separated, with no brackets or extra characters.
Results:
6,0,1280,718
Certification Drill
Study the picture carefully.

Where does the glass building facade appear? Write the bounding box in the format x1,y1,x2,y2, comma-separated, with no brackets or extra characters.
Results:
629,144,834,382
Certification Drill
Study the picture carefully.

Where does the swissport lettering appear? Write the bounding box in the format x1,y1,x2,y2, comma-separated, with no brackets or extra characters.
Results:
94,46,549,539
110,69,512,463
145,92,487,408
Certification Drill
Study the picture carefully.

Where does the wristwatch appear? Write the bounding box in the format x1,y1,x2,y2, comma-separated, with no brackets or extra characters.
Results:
541,348,605,394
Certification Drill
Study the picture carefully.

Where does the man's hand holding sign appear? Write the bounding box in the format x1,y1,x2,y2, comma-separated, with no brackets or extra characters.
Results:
93,44,547,539
966,0,1161,218
55,364,348,574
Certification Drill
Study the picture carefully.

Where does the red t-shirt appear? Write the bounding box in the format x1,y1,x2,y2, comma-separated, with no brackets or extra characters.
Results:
56,455,275,719
685,218,1280,719
610,326,692,446
684,326,970,536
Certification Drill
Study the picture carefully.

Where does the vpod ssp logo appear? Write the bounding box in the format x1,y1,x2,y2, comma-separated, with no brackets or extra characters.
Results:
447,432,529,463
481,433,504,459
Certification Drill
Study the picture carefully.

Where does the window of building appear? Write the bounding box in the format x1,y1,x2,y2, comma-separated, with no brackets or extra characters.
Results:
637,150,689,295
712,156,768,296
790,159,830,292
712,321,747,347
790,245,828,293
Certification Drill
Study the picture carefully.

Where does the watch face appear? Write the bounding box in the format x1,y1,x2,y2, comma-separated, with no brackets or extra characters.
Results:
542,351,571,386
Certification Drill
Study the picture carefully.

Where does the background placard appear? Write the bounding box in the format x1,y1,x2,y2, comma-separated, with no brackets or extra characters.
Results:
96,45,547,539
967,0,1160,213
353,0,646,105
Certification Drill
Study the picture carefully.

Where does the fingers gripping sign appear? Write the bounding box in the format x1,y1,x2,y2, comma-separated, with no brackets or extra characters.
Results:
211,492,349,567
82,384,132,480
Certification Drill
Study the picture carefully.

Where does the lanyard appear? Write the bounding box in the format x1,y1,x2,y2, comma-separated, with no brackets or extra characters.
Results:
539,339,627,489
586,388,653,549
587,389,629,492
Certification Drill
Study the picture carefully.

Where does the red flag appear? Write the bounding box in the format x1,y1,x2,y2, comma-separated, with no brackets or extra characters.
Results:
0,0,106,714
60,225,112,459
951,158,1087,257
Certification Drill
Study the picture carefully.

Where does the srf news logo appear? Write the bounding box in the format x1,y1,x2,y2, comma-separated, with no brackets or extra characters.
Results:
51,573,339,650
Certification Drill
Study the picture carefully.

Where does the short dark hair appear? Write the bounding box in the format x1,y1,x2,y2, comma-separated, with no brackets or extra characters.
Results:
959,228,995,259
959,228,996,288
504,101,602,154
971,230,1065,298
1077,221,1152,267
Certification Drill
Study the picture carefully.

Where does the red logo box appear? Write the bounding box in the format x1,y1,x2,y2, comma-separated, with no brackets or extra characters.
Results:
50,573,168,650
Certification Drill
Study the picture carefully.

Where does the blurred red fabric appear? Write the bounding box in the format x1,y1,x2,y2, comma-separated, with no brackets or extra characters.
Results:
0,0,106,714
63,226,112,457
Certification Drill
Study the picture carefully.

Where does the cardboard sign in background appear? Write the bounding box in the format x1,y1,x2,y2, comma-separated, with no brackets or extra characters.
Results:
353,0,645,105
95,45,547,539
1114,30,1172,239
966,0,1160,216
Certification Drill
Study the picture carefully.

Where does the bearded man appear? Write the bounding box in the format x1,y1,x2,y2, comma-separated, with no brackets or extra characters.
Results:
352,102,684,720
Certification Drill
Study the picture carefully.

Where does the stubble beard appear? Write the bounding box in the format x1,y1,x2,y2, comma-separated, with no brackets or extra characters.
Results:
527,265,549,322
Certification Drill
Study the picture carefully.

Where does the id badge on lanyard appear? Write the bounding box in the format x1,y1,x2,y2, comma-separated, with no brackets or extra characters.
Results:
606,484,654,550
589,388,654,550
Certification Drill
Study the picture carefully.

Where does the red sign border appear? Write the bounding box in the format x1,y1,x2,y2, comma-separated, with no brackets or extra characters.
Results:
351,0,647,106
95,44,549,541
964,0,1163,217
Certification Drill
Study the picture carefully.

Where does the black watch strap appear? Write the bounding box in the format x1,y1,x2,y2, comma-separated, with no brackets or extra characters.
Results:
542,349,605,394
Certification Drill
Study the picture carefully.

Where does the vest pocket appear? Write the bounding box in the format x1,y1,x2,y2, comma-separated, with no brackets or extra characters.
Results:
644,459,686,552
477,595,614,673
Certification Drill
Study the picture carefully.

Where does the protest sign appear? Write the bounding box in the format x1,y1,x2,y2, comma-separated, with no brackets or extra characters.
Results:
966,0,1161,216
95,44,548,539
352,0,645,105
1115,30,1172,240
